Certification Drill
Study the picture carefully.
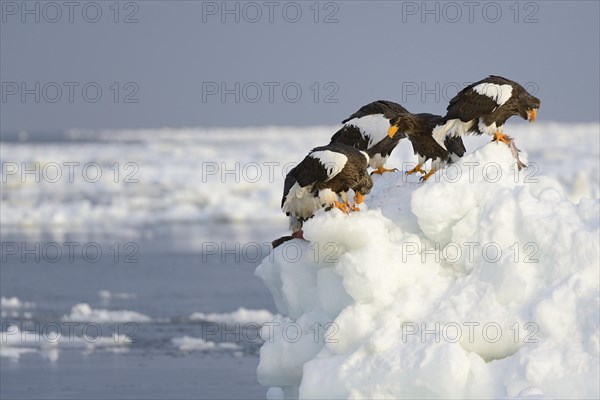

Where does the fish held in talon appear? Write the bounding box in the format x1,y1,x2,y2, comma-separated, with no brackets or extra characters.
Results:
280,143,373,234
509,139,528,171
330,100,409,175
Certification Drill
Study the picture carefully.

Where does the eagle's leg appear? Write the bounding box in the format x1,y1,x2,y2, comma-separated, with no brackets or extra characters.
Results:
333,200,349,213
493,130,512,145
406,164,426,175
340,192,356,212
371,166,398,175
349,192,364,212
291,229,304,240
420,168,437,182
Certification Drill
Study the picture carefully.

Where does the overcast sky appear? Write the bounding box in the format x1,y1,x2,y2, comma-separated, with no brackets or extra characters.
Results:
1,0,599,133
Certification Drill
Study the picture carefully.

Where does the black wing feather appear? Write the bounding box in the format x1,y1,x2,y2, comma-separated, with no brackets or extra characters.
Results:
408,134,448,162
342,100,409,123
444,136,466,157
329,125,369,149
445,75,516,122
446,86,499,122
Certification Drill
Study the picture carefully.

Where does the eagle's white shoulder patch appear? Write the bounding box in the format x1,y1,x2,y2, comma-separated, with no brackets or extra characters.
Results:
345,114,390,147
431,125,449,150
472,83,513,106
309,150,348,181
433,118,474,139
359,151,370,163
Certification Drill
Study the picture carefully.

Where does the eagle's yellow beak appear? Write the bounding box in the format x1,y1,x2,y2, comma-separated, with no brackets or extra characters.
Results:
388,125,399,138
527,109,537,122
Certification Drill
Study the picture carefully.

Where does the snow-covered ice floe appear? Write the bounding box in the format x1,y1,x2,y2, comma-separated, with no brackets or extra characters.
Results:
256,142,600,399
1,123,597,234
0,296,35,319
171,336,242,353
98,290,138,301
1,296,35,309
189,307,276,325
61,303,152,323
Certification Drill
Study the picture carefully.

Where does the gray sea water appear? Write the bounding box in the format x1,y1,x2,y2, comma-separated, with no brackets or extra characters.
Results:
1,129,282,398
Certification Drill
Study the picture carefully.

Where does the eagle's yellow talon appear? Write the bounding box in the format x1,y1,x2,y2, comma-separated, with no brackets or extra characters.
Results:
349,202,361,212
493,131,512,145
420,168,437,182
333,201,349,213
371,166,398,175
406,164,426,175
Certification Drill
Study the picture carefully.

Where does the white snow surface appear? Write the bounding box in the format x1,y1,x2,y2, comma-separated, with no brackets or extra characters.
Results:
255,142,600,399
1,123,598,235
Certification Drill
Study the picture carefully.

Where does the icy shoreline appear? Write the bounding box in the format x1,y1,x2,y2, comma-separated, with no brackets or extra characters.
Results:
256,142,599,399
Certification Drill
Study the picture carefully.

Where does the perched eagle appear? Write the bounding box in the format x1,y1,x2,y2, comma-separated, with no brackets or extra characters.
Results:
439,75,540,144
329,100,409,174
388,113,466,181
280,143,373,239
